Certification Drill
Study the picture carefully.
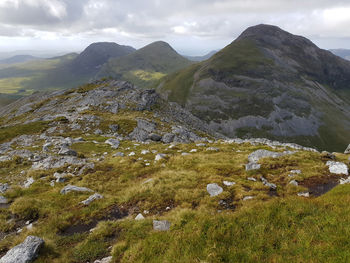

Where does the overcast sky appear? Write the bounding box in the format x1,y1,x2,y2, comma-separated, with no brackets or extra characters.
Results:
0,0,350,55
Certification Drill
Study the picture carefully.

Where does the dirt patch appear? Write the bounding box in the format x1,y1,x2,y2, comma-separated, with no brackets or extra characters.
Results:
300,175,341,197
61,205,128,236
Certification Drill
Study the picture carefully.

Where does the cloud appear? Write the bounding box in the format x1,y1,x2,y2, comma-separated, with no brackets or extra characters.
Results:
1,0,350,53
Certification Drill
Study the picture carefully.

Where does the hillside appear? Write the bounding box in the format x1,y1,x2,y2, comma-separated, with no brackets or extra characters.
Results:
159,24,350,152
0,80,349,262
0,55,40,65
97,41,192,88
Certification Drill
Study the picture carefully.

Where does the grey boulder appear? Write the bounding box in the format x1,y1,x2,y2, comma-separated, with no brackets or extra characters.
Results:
207,183,223,197
81,193,103,205
60,185,94,195
0,236,44,263
153,220,171,231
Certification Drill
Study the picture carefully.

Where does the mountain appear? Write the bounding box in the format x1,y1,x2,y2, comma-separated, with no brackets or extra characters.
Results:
97,41,192,88
70,42,136,76
0,79,349,262
184,50,218,61
159,24,350,152
330,49,350,60
0,55,40,65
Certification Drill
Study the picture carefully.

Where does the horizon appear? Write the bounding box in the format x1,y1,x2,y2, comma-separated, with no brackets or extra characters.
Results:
1,0,350,56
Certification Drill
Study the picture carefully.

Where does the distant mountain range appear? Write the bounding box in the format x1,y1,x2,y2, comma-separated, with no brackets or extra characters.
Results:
158,24,350,151
0,55,40,65
330,49,350,60
184,50,218,61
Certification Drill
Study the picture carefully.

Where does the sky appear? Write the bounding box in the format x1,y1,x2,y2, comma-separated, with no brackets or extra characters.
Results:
0,0,350,56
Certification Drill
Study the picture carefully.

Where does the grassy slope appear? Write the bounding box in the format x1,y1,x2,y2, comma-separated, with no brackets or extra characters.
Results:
0,110,349,262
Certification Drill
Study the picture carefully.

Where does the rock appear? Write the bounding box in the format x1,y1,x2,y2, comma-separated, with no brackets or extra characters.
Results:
344,144,350,154
155,154,166,161
94,129,103,135
149,133,162,141
153,220,171,231
247,177,257,182
81,193,103,205
340,177,350,184
0,183,9,193
297,192,310,197
129,119,156,142
207,183,223,197
0,195,8,204
60,185,94,195
181,152,190,156
53,172,68,183
58,147,77,156
289,180,299,186
135,213,145,220
0,235,44,263
113,152,124,157
248,149,294,163
141,150,150,155
261,177,277,190
290,170,301,174
42,143,51,152
243,196,254,201
32,156,86,170
245,162,261,171
223,181,236,186
128,152,136,156
196,143,206,147
326,161,349,175
24,177,35,188
206,147,219,151
190,149,197,153
105,139,120,149
321,151,336,160
161,133,175,144
94,256,112,263
109,124,119,133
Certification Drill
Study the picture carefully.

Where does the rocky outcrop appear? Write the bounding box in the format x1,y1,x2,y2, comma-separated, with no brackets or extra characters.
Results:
0,236,44,263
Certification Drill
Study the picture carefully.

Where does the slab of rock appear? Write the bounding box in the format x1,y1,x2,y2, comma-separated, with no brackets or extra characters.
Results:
326,161,349,175
105,139,120,149
60,185,94,195
24,177,35,188
207,183,223,197
94,256,112,263
81,193,103,205
0,195,8,204
245,162,261,171
153,220,171,231
0,236,44,263
345,144,350,154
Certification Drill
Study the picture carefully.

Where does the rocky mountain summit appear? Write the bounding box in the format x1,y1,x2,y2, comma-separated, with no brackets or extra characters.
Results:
159,24,350,152
0,79,349,262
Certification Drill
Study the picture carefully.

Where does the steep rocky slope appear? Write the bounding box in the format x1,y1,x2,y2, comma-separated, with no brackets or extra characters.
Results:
0,80,349,262
159,24,350,152
97,41,192,88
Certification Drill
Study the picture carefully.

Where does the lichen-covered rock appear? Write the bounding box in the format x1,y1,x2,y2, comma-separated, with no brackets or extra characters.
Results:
153,220,171,231
60,185,94,195
81,193,103,205
0,236,44,263
207,183,223,197
326,161,349,175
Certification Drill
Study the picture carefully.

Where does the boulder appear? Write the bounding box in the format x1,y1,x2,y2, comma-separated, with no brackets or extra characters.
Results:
149,133,162,142
207,183,223,197
153,220,171,231
0,236,44,263
81,193,103,205
245,163,261,171
105,139,120,149
60,185,94,195
326,161,348,175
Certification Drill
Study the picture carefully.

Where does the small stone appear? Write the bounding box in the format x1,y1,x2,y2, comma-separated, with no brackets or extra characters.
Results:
206,147,219,151
0,183,9,193
190,149,197,153
289,180,299,186
58,147,77,156
94,256,113,263
297,192,310,197
153,220,171,231
245,162,261,171
81,193,103,205
113,152,124,157
94,129,103,135
135,213,145,220
207,183,223,197
223,181,236,186
181,152,190,156
261,177,277,190
141,150,150,155
128,152,136,156
290,170,301,174
243,196,254,201
24,177,35,188
155,154,166,161
345,144,350,154
0,195,8,204
247,177,257,182
196,143,206,147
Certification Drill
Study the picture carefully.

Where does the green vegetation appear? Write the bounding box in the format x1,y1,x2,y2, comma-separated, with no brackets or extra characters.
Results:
0,121,49,143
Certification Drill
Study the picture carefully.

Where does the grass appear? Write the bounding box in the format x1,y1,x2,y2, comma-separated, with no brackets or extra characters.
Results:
1,136,349,262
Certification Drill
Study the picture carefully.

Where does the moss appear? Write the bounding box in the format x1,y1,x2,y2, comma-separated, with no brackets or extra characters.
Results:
0,121,49,144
